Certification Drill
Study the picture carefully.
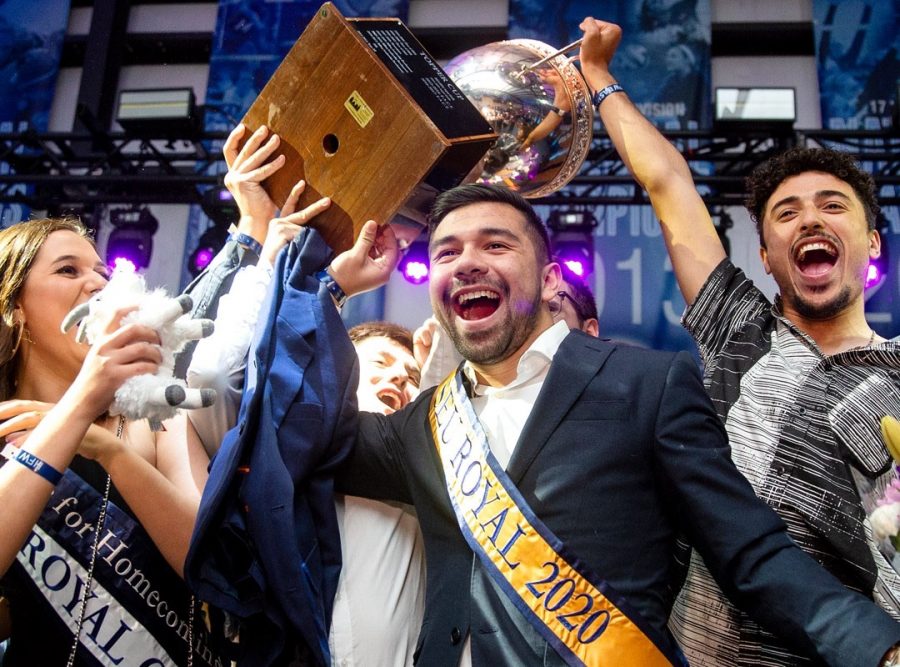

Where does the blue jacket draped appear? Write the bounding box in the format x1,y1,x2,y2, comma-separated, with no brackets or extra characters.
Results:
185,229,359,666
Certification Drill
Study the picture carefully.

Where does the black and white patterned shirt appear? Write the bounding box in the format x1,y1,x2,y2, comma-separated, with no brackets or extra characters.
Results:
669,259,900,667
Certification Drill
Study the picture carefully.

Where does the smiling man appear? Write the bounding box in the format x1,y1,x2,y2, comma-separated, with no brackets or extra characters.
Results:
584,16,900,667
335,182,900,667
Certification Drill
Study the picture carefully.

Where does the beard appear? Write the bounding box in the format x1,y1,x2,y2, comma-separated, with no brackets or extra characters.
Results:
436,289,543,366
789,284,853,320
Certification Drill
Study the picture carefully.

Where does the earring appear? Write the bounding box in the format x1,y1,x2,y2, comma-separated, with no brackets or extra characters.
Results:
21,326,34,344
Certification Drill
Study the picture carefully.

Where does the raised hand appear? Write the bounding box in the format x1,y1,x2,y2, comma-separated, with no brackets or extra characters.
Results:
413,316,439,369
259,179,332,266
222,123,286,242
578,17,622,88
328,220,401,298
66,307,162,422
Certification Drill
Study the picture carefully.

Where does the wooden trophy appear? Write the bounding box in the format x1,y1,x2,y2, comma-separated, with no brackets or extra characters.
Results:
240,2,498,253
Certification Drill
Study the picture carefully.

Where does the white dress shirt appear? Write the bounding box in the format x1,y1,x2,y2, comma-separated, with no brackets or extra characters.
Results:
329,496,425,667
457,320,569,665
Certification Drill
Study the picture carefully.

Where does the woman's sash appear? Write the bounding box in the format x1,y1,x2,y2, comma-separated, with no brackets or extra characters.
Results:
429,372,684,667
12,469,223,666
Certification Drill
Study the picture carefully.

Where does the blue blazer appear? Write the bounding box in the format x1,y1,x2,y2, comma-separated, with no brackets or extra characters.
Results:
338,331,900,666
186,229,359,666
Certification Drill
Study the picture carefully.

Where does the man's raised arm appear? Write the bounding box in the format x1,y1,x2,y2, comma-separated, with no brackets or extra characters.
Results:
579,18,726,304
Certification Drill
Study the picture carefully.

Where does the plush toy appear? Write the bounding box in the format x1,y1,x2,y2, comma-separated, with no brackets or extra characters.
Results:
61,268,217,430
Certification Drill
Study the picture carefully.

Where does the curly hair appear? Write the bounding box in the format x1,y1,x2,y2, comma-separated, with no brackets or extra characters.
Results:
745,147,880,247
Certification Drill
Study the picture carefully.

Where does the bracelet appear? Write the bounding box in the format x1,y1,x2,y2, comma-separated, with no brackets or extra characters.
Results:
315,268,348,308
228,231,263,257
1,444,63,485
549,106,569,120
591,83,625,108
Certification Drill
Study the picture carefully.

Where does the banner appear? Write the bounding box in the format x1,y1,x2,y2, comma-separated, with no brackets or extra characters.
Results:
510,1,711,351
813,0,900,336
509,0,712,131
0,0,70,227
181,0,411,305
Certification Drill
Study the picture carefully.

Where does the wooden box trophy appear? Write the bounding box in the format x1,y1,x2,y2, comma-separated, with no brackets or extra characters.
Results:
240,3,497,253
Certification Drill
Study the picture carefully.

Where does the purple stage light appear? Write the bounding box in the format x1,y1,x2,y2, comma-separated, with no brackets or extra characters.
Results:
403,260,429,284
552,235,594,278
561,258,586,277
106,207,158,270
866,262,881,288
192,247,215,273
397,239,430,285
111,257,138,274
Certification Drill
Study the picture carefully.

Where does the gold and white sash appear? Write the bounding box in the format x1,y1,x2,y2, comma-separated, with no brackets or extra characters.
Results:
429,372,684,667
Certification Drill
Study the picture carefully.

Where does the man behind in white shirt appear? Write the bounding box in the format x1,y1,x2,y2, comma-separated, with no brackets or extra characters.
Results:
331,322,426,667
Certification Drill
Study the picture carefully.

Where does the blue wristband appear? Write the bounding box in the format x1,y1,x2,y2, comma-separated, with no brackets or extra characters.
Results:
2,444,63,485
591,83,625,108
315,268,348,307
228,231,263,257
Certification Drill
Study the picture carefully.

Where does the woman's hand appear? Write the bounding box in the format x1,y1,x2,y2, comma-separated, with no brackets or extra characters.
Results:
0,400,123,464
65,307,162,422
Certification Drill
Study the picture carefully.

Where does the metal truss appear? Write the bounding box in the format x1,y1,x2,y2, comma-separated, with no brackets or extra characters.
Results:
0,129,228,210
1,128,898,213
537,127,900,208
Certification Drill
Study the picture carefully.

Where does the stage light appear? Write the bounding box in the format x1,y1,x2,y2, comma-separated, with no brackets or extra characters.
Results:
548,209,597,233
398,239,430,284
866,263,882,288
112,257,137,274
554,240,593,277
866,224,890,291
201,186,240,228
106,207,159,270
116,88,201,137
188,224,229,277
548,208,597,277
714,87,796,132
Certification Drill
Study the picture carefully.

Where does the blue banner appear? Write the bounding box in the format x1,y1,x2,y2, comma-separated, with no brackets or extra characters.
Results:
509,0,712,130
813,0,900,336
510,1,711,351
0,0,70,227
181,0,410,291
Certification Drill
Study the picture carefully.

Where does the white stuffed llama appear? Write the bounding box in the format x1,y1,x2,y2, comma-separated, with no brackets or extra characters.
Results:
61,268,216,429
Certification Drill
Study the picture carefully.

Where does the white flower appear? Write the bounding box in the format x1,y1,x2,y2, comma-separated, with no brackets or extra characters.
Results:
869,502,900,541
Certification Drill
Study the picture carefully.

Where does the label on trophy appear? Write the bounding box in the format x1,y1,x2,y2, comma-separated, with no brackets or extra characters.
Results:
239,3,496,254
345,91,375,127
353,20,494,140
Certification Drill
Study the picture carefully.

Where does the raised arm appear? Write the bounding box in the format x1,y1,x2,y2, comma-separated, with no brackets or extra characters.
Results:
579,18,726,304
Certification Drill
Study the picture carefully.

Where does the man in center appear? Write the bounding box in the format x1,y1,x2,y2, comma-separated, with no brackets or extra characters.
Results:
335,182,899,666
